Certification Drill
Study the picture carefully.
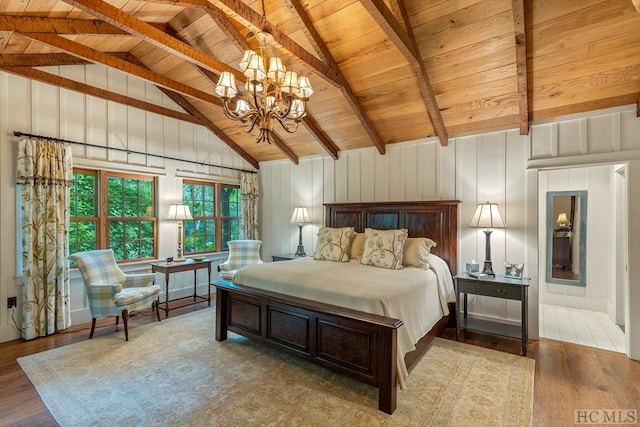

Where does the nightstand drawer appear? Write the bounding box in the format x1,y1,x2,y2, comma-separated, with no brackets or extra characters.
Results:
457,280,522,300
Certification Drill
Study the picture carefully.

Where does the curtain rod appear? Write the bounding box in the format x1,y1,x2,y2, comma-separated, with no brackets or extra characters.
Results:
13,131,258,174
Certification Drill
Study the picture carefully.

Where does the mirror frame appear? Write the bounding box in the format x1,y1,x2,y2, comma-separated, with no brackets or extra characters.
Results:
545,190,588,286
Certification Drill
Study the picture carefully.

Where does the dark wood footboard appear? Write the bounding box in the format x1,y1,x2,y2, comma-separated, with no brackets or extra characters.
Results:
215,279,403,414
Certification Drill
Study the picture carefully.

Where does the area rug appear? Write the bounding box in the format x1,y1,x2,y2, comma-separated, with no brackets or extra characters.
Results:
18,308,534,426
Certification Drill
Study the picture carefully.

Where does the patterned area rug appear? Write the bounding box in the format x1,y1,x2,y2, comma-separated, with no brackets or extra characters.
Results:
18,308,534,426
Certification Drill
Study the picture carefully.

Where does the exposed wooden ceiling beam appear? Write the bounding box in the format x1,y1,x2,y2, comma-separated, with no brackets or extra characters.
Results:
0,15,127,34
0,66,202,125
301,115,339,160
268,132,299,165
193,2,338,160
0,31,11,51
385,0,408,34
0,52,127,67
200,3,252,51
154,86,259,169
512,0,530,135
166,13,301,164
284,0,384,154
360,0,449,147
62,0,245,82
54,3,296,164
125,53,259,168
19,32,222,106
170,0,341,88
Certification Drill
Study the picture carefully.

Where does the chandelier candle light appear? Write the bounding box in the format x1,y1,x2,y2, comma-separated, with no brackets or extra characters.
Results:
166,204,193,262
290,206,311,257
469,202,507,276
214,31,313,144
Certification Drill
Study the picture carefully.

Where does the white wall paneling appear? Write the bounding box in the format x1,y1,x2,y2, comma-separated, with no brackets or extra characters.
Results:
0,65,255,343
259,104,640,354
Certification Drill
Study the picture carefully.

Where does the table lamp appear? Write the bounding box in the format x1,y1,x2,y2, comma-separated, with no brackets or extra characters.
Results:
290,206,311,257
166,204,192,262
469,202,506,276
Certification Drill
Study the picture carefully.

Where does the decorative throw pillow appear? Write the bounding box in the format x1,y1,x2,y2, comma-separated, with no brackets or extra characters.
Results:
402,237,437,269
350,232,365,260
360,228,408,270
312,227,354,262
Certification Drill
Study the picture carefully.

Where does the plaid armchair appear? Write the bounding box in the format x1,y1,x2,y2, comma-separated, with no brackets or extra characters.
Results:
220,240,264,281
69,249,160,341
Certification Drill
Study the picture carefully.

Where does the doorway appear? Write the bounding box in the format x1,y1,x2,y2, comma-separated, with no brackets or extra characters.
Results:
538,164,628,353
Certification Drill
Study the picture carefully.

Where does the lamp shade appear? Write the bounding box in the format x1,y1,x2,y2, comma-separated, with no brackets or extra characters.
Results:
469,202,506,229
166,204,193,221
290,206,311,224
556,212,569,226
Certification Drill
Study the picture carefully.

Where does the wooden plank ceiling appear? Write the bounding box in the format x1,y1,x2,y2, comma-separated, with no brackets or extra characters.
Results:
1,0,639,167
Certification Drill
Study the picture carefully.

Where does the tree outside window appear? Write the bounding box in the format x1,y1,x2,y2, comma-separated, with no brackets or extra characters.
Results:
182,180,240,253
69,169,157,262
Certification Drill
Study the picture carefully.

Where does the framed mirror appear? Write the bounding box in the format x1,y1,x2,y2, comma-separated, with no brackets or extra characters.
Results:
546,191,587,286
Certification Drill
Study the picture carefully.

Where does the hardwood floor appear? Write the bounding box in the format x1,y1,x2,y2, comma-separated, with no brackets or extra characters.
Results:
1,304,639,427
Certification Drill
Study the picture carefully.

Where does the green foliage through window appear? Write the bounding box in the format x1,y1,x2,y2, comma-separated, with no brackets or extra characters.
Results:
70,169,156,262
182,181,240,253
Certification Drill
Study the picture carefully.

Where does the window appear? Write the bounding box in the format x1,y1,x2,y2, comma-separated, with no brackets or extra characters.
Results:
69,169,98,255
182,180,240,253
70,169,157,262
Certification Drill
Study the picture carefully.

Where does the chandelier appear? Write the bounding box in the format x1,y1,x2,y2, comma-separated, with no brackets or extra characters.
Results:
214,31,314,144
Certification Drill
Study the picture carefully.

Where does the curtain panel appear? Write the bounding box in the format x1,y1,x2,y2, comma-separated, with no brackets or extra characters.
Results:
240,172,259,240
17,137,73,340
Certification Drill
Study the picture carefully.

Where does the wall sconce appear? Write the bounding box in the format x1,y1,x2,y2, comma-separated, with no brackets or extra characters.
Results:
166,204,193,262
469,202,506,276
290,206,311,257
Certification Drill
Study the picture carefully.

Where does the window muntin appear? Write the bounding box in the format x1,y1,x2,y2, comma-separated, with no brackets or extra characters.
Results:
182,180,240,253
70,169,157,262
69,169,98,255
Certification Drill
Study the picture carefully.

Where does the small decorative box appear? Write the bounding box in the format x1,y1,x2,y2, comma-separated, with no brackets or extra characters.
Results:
466,262,480,273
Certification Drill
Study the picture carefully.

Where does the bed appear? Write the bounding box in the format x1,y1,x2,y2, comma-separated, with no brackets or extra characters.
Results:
214,200,459,414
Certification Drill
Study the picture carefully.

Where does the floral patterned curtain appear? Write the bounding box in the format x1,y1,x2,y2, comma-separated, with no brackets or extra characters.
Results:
240,172,259,240
17,137,73,340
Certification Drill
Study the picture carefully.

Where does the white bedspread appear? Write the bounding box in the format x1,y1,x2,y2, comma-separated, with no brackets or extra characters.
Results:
232,254,455,389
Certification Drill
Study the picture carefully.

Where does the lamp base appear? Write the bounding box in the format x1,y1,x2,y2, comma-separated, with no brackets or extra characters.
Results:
295,245,306,257
482,260,495,276
173,257,187,262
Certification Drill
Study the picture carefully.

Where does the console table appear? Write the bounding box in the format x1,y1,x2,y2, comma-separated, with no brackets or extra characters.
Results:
150,258,212,318
455,274,529,355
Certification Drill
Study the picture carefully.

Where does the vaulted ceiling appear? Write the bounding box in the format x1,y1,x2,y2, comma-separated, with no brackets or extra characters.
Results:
1,0,639,168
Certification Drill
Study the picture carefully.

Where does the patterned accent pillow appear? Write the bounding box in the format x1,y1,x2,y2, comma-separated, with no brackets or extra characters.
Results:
312,227,354,262
360,228,408,270
402,237,437,269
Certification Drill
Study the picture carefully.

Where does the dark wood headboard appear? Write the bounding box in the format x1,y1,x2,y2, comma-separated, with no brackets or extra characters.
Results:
325,200,459,275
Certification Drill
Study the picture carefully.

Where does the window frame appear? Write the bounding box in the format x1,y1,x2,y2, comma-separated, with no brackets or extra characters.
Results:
70,168,158,263
182,179,240,254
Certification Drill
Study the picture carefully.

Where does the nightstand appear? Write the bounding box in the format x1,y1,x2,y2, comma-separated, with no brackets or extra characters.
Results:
455,274,529,355
271,253,299,262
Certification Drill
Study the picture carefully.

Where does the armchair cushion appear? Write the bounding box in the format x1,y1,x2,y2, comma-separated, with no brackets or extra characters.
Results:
116,285,161,306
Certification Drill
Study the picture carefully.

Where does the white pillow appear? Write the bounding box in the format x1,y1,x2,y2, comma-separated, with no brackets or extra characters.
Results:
403,237,436,269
